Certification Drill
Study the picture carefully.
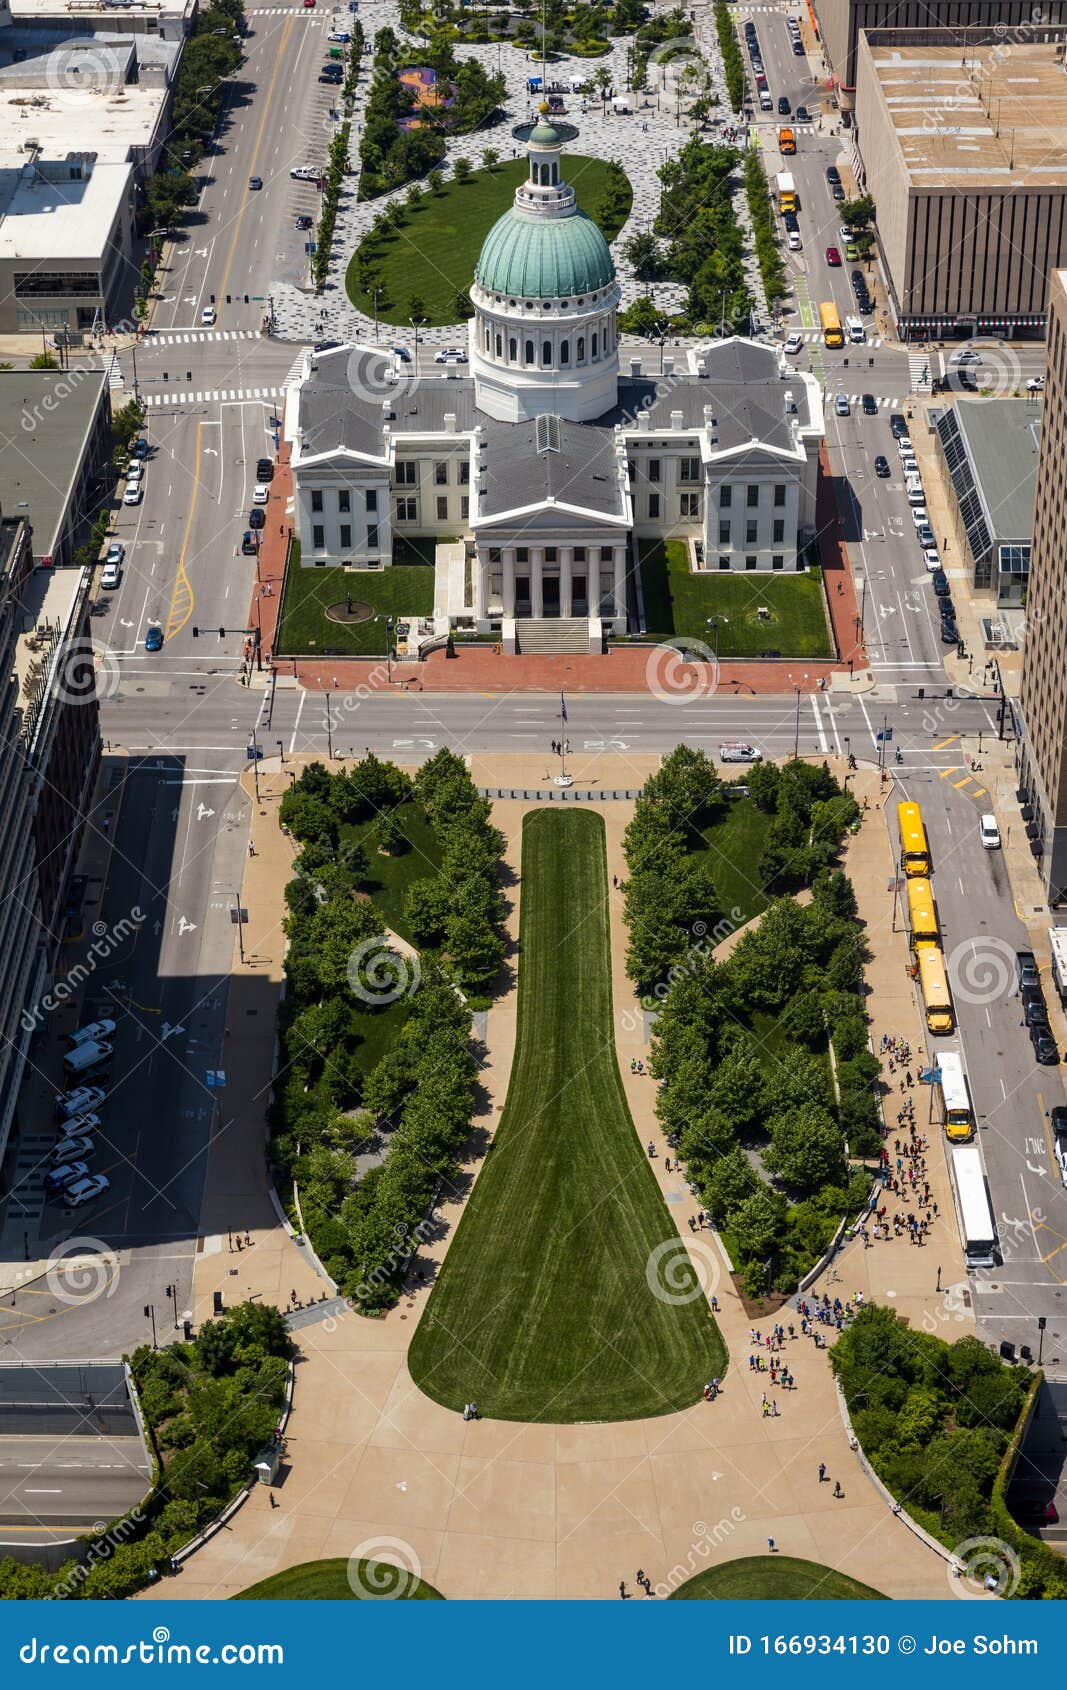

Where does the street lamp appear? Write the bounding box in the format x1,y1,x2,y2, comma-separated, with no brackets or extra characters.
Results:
410,315,427,365
789,677,803,761
372,285,383,343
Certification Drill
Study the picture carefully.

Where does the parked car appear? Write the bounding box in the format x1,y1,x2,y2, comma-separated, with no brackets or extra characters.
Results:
64,1174,110,1208
783,332,804,355
252,484,270,505
295,214,313,230
890,413,908,438
62,1112,101,1138
830,183,845,201
917,524,936,548
127,463,145,485
63,1039,111,1077
923,549,941,570
241,531,259,555
290,165,318,181
1050,1104,1067,1139
834,394,850,416
248,508,265,530
122,482,142,506
145,624,164,652
1017,950,1040,990
1031,1024,1059,1064
844,242,859,260
101,561,121,590
256,458,274,481
874,455,890,476
131,438,149,459
328,28,351,41
52,1134,95,1164
69,1020,116,1048
939,620,959,646
930,569,950,596
46,1161,90,1191
911,507,929,527
104,540,125,565
201,305,217,326
825,245,841,266
787,231,802,251
57,1087,105,1120
719,742,762,763
826,165,841,184
783,212,799,233
1022,987,1048,1028
1026,376,1045,392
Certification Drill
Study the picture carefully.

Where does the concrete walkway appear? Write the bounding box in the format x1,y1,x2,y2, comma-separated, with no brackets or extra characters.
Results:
148,755,965,1602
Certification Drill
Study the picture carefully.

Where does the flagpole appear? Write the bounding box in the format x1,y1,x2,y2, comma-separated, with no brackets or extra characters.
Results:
555,691,573,788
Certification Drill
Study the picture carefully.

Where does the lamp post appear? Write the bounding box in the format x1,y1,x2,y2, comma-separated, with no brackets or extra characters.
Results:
372,286,383,343
143,1303,157,1349
410,314,427,367
791,679,802,762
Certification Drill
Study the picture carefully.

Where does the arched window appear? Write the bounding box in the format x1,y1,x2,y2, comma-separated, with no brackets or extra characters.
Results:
577,335,585,362
551,163,558,184
540,163,551,186
509,336,517,362
495,333,502,359
542,339,552,366
524,338,534,365
484,327,490,352
560,339,570,365
591,331,599,359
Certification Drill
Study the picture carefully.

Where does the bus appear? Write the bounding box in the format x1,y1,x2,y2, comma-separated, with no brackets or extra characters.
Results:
905,876,938,946
949,1144,997,1268
897,800,931,877
933,1048,974,1143
819,301,843,348
914,943,954,1034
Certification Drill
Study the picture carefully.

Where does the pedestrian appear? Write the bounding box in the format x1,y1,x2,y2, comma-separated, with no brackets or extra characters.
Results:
818,1462,826,1482
768,1538,776,1553
711,1295,719,1311
833,1480,843,1499
619,1580,629,1599
269,1492,278,1509
244,1232,251,1247
248,840,255,856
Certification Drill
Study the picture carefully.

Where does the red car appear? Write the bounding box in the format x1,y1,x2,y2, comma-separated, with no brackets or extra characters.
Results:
826,245,842,266
303,0,315,7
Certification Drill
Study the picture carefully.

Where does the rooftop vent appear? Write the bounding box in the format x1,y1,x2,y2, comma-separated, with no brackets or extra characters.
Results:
535,412,561,453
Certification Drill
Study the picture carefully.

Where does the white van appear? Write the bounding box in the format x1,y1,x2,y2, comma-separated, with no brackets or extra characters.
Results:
906,483,925,506
63,1039,112,1077
845,315,865,343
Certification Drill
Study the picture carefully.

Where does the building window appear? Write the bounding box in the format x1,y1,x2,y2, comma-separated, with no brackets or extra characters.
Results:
773,484,786,507
366,490,378,513
461,496,469,519
577,335,585,362
312,524,325,548
574,547,586,563
434,461,448,485
745,555,757,570
649,493,660,519
680,457,700,483
338,490,351,513
772,519,785,543
546,547,557,563
484,327,490,352
339,524,352,548
311,489,323,513
495,333,502,358
600,546,612,564
719,485,731,507
678,493,698,519
367,523,379,549
489,547,502,564
718,556,730,570
459,462,470,485
517,547,529,563
436,496,448,520
525,338,534,365
772,555,784,570
648,458,661,483
746,484,759,507
592,332,599,358
395,462,416,486
542,340,552,366
561,339,570,364
745,519,758,543
396,498,416,522
509,336,517,361
718,521,730,544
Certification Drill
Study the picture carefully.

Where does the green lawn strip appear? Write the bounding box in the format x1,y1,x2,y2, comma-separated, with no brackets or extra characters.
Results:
339,798,441,940
408,807,725,1422
275,558,434,657
697,797,773,926
669,1555,885,1600
233,1559,443,1600
347,156,632,327
638,541,833,658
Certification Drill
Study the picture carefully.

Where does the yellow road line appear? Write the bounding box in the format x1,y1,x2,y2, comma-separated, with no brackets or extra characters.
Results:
952,776,973,790
938,766,960,780
217,16,294,305
164,421,202,643
932,735,960,750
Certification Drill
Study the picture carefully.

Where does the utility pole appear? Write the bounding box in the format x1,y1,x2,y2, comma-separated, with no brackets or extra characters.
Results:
165,1282,179,1329
144,1303,157,1349
324,689,334,759
792,682,801,761
234,891,245,964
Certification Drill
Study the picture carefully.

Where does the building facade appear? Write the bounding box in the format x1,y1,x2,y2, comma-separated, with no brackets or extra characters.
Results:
814,0,1067,97
1017,271,1067,904
287,119,823,649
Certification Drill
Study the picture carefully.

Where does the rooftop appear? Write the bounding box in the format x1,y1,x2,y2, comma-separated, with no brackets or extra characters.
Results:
858,36,1067,190
0,156,132,258
12,562,87,718
0,81,168,160
9,0,194,18
947,396,1041,539
0,368,109,558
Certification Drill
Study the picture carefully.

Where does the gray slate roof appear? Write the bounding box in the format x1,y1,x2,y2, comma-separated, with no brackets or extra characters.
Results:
951,397,1040,541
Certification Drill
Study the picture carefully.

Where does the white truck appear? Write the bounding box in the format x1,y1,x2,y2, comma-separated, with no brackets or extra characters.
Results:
1049,926,1067,1005
845,314,866,343
63,1039,112,1077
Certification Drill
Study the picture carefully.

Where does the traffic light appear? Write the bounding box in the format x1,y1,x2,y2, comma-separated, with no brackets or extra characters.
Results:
219,627,225,638
192,625,199,637
226,294,231,304
210,293,216,304
244,294,249,304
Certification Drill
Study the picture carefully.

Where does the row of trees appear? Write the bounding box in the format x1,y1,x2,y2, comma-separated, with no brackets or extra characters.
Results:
652,137,751,331
0,1304,292,1599
743,147,787,307
713,0,746,112
146,0,246,232
832,1305,1067,1595
313,123,354,290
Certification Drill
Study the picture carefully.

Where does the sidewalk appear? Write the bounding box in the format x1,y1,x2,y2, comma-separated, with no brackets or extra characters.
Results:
146,754,957,1603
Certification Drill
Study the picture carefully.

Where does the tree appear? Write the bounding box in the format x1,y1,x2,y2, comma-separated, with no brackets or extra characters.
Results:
839,194,875,229
624,231,662,282
452,156,472,184
374,812,404,855
404,876,452,948
407,292,426,320
764,1103,845,1193
730,1183,787,1259
481,146,499,171
445,908,505,984
29,353,58,369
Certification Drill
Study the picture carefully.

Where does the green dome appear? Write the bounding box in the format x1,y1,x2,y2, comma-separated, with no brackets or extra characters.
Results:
529,119,560,144
475,208,615,300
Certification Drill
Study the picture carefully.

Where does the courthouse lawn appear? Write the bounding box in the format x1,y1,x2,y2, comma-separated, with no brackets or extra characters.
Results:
639,541,832,657
234,1559,443,1600
669,1555,884,1600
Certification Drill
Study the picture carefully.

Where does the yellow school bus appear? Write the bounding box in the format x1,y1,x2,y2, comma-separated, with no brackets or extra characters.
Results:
906,877,938,946
915,943,954,1034
897,800,930,877
819,301,843,348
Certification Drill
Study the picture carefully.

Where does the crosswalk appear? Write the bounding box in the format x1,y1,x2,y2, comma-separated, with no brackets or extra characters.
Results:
795,328,883,348
828,392,898,409
148,329,261,345
908,350,933,394
144,387,284,408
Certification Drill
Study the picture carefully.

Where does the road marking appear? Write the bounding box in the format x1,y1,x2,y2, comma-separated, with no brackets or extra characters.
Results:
164,422,202,644
217,14,294,304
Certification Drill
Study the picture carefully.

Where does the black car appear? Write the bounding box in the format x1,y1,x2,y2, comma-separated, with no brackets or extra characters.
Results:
1022,987,1049,1028
248,508,265,531
1031,1024,1059,1064
256,458,274,481
831,184,846,201
874,454,890,477
248,176,263,190
1017,950,1040,990
1051,1105,1067,1139
939,617,959,645
783,212,799,233
930,569,950,595
778,96,791,114
826,166,841,183
314,338,343,352
861,394,877,415
319,69,343,82
795,105,811,121
890,413,908,438
295,214,313,230
792,38,805,52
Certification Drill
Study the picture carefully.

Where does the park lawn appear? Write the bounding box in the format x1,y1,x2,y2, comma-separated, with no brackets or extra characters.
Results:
340,798,442,940
639,541,833,658
275,554,434,657
233,1559,442,1600
669,1555,884,1600
697,796,773,927
347,155,632,327
408,807,726,1422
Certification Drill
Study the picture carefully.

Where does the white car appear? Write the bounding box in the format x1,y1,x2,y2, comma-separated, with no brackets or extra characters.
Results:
123,482,142,505
327,29,351,41
101,561,122,590
719,742,762,763
783,332,804,355
911,507,929,527
897,437,913,455
1026,376,1045,392
52,1134,95,1163
787,231,802,251
434,348,468,364
64,1174,110,1209
951,349,981,365
1056,1139,1067,1187
201,306,217,326
46,1161,90,1190
126,461,143,482
104,540,125,566
57,1087,105,1120
290,165,319,180
69,1019,116,1048
979,813,1001,850
923,549,941,570
252,483,270,505
61,1112,102,1138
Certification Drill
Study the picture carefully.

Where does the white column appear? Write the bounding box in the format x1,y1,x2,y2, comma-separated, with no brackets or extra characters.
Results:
502,547,516,618
560,545,573,617
530,548,544,618
474,548,488,618
586,548,600,618
613,544,628,625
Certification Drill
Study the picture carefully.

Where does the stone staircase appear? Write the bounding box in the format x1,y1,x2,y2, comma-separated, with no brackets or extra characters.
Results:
516,618,590,655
